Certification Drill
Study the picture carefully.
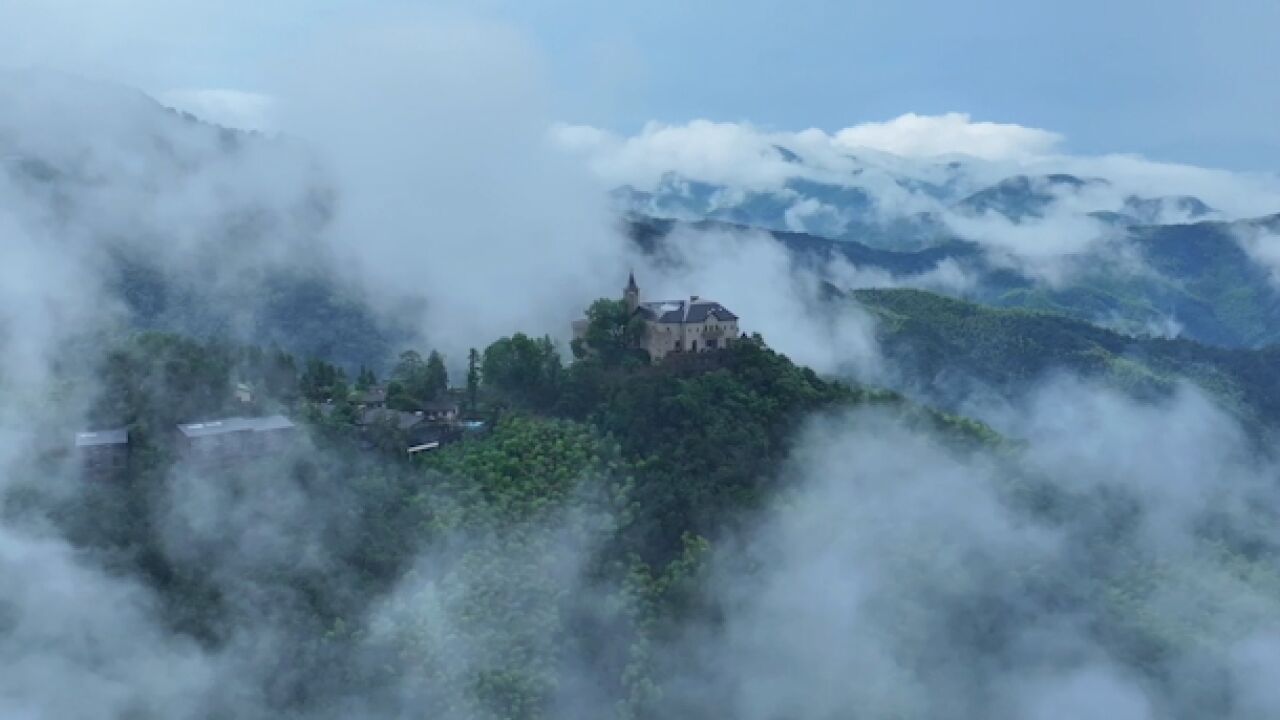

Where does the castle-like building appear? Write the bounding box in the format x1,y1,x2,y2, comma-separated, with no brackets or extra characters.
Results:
574,273,741,361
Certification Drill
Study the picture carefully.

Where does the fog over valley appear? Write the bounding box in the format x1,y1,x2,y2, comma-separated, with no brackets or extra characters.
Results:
1,3,1279,719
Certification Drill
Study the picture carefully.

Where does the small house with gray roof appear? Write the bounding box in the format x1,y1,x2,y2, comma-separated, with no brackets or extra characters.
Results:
355,385,388,408
75,427,129,480
573,273,742,361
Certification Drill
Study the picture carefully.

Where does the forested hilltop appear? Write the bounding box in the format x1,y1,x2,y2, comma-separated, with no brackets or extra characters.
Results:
32,317,997,719
18,281,1280,719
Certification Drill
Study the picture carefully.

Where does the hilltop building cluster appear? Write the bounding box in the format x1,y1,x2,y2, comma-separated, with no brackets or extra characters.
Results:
74,384,473,479
328,388,465,455
573,273,742,361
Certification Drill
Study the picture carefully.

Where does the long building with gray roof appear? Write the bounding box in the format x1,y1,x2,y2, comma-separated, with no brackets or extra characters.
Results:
175,415,296,462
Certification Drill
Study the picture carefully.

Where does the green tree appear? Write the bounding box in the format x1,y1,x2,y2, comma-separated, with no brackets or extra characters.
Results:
92,332,236,430
300,358,347,402
385,380,413,411
389,349,448,407
392,350,426,386
354,365,378,391
389,350,428,408
482,333,563,409
425,350,448,399
466,347,481,413
263,348,299,401
573,298,647,366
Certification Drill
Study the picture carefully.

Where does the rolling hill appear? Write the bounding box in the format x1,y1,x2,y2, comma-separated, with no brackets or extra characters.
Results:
628,214,1280,349
845,287,1280,430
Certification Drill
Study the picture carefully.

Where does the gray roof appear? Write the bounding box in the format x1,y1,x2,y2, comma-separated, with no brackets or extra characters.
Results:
249,415,295,432
75,428,128,447
176,415,295,439
686,301,738,323
358,408,424,431
422,399,459,412
637,298,738,324
357,386,387,403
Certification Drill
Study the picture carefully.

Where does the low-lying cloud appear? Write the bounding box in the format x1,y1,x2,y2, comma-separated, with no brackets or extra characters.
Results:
556,115,1280,232
632,226,883,377
1,5,1278,720
833,111,1064,161
656,380,1280,719
158,88,277,133
1233,225,1280,289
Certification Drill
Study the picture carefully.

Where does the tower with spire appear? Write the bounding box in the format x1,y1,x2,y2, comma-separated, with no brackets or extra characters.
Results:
624,271,640,314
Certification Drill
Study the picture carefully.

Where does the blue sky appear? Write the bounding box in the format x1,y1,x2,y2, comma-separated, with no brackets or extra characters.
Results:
2,0,1277,170
504,0,1280,170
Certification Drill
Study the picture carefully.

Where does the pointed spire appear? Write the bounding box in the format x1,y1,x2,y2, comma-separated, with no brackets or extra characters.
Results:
624,270,640,313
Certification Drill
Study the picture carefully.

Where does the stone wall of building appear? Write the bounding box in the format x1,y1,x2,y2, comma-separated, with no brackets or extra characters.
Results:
644,318,739,360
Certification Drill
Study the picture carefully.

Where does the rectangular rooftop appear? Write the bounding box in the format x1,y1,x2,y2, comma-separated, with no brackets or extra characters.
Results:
75,428,129,447
176,415,295,438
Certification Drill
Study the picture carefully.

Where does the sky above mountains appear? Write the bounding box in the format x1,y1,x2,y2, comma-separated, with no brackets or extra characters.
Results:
1,0,1277,171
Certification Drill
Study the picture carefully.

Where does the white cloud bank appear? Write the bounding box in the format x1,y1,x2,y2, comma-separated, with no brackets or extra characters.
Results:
555,114,1280,220
1233,225,1280,288
654,380,1280,719
832,111,1064,161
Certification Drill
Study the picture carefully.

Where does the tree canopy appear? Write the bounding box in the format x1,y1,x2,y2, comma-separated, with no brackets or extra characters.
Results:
481,333,563,409
388,348,450,410
571,298,648,366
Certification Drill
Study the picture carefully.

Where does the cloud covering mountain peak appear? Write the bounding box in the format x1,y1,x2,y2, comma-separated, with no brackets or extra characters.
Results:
555,114,1280,222
832,111,1063,161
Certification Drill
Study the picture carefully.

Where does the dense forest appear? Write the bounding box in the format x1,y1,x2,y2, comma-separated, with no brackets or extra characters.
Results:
25,309,1004,718
848,287,1280,432
5,277,1277,719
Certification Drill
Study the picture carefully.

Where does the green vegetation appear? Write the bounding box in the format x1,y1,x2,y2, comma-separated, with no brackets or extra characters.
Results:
387,349,450,409
109,248,412,370
300,357,348,402
851,287,1280,429
466,347,481,413
481,333,564,409
354,365,378,390
41,315,1005,719
50,292,1279,719
570,298,647,366
367,416,631,718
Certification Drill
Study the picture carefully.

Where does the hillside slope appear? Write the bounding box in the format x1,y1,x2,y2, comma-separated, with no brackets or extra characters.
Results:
629,215,1280,348
849,287,1280,428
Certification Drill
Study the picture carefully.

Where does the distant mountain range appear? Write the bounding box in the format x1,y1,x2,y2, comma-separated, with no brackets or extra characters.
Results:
626,209,1280,349
6,69,1278,380
613,168,1225,250
607,129,1280,351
